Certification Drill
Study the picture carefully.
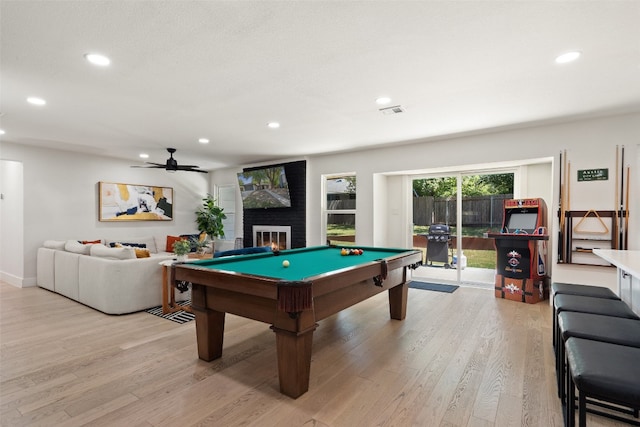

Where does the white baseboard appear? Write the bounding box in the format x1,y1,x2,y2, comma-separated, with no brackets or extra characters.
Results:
0,271,36,288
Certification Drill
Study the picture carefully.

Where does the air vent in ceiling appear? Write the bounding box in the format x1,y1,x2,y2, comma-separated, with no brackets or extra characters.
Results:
379,105,405,115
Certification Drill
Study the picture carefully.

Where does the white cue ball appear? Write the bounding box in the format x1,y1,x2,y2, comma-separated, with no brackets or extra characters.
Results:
282,260,290,268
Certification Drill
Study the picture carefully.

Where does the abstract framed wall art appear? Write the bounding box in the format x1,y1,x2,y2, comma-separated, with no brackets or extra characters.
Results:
99,182,173,221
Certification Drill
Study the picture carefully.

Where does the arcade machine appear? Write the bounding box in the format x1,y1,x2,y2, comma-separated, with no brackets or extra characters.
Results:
489,198,549,304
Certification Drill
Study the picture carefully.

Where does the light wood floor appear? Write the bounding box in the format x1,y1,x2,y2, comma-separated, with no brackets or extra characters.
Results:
0,281,626,427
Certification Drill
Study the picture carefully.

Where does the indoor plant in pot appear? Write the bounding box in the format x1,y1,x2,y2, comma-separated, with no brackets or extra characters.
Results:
172,239,191,262
195,194,226,254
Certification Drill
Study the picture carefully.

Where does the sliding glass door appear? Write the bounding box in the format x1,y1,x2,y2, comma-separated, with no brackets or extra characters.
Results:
412,171,514,287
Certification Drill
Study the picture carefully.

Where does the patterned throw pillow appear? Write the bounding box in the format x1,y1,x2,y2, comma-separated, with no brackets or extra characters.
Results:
109,242,147,249
180,234,202,252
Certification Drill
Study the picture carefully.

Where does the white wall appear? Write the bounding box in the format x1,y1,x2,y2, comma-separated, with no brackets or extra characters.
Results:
0,142,209,286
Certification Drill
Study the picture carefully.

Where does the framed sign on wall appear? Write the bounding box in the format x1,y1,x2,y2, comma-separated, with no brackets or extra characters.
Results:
99,182,173,221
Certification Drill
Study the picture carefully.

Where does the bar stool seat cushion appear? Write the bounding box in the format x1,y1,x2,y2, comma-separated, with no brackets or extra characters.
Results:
552,282,619,300
554,294,639,320
558,312,640,347
566,338,640,406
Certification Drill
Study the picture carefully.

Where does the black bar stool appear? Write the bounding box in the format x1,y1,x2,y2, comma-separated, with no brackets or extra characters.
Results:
556,312,640,402
565,338,640,427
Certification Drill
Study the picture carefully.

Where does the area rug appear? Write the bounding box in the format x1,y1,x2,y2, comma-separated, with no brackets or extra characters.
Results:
408,281,459,293
145,300,195,324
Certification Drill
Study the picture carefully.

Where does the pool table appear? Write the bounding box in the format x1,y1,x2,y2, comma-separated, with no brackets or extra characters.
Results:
172,245,422,398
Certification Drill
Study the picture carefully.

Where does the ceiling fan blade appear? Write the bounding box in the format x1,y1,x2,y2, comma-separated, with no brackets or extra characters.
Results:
176,165,208,173
131,165,165,169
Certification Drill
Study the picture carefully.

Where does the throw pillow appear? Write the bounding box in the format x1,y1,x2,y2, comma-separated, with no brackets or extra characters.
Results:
166,235,182,252
180,234,201,252
43,240,66,250
214,246,272,258
134,248,151,258
80,239,102,245
104,236,158,253
109,242,147,249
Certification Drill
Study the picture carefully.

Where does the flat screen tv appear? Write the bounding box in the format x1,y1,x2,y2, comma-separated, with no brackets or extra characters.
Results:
237,165,292,209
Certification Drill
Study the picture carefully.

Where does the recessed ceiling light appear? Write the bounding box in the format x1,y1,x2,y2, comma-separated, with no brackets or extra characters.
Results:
139,153,149,159
198,138,210,144
376,97,391,105
27,97,46,106
85,53,111,66
555,51,581,64
0,129,5,135
268,122,280,129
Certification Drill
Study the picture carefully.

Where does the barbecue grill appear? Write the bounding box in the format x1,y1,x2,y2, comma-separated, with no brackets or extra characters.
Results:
425,223,452,268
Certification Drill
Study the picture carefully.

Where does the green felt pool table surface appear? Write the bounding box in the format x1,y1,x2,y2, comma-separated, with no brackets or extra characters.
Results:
187,245,412,281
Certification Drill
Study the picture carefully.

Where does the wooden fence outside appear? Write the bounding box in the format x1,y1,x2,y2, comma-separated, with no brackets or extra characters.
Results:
327,194,513,228
413,194,513,228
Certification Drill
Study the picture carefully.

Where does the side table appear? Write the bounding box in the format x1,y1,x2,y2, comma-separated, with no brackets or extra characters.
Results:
159,253,212,314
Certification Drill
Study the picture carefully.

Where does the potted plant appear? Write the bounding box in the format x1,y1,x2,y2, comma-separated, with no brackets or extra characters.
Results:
195,194,226,253
172,239,191,262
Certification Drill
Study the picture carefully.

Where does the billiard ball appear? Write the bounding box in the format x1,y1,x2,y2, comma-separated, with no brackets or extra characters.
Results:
282,260,290,268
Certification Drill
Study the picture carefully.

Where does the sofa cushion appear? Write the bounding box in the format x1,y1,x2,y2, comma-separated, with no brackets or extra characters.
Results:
43,240,66,250
65,240,91,255
90,244,136,260
37,247,56,291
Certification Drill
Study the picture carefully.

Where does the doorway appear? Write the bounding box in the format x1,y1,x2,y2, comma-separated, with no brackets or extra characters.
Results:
412,171,514,288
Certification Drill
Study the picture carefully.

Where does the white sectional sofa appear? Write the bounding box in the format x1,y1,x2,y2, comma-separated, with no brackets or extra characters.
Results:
36,236,190,314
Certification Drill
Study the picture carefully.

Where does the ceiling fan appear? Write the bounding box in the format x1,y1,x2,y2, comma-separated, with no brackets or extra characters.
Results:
132,148,208,173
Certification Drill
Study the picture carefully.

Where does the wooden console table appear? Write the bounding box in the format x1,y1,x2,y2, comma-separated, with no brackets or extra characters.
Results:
160,253,212,314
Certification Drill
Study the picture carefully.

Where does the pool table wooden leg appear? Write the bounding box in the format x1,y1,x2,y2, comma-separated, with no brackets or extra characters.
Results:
273,324,316,398
389,282,408,320
193,306,226,362
272,310,318,399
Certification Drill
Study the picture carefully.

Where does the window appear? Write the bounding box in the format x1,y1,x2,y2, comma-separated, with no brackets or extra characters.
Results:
216,185,236,239
324,175,356,246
